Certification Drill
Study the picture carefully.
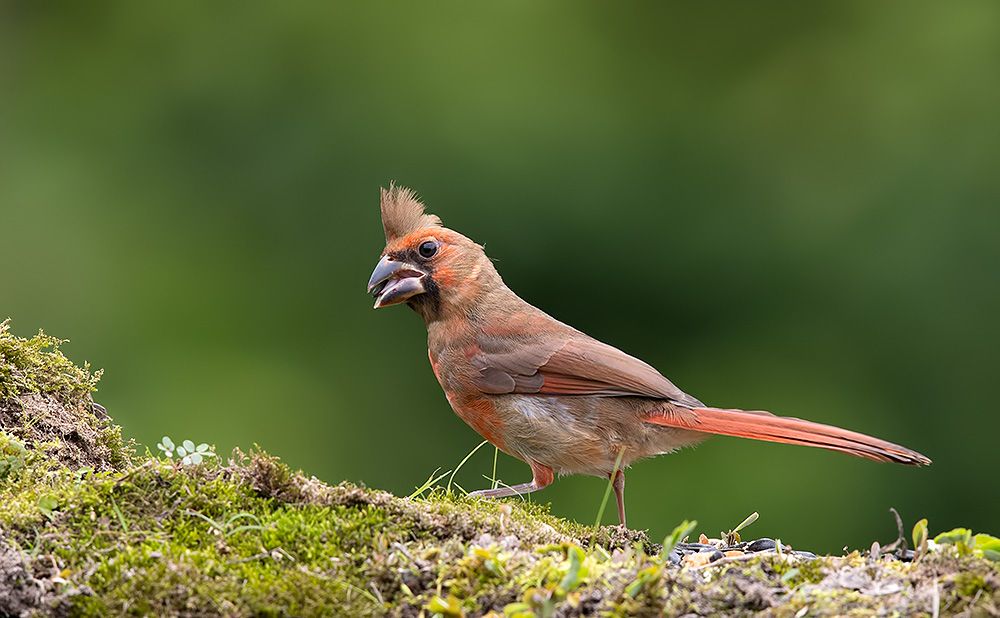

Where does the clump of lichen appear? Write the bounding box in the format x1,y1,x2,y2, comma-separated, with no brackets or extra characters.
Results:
1,321,998,617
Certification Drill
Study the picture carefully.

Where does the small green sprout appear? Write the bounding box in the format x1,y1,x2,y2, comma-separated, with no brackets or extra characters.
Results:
780,567,801,585
0,431,28,481
426,594,464,617
37,495,59,520
662,519,698,560
973,534,1000,562
723,511,759,545
934,527,974,556
156,436,216,465
912,518,929,560
503,602,534,618
558,545,588,593
624,565,662,599
900,520,1000,563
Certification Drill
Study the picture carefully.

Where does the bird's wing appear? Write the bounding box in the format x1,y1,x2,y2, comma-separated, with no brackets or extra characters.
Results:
471,330,702,406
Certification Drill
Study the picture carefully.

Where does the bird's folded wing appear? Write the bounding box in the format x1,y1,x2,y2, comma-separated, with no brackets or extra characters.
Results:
471,332,702,406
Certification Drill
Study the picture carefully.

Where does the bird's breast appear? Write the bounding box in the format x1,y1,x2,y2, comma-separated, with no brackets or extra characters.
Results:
428,347,508,450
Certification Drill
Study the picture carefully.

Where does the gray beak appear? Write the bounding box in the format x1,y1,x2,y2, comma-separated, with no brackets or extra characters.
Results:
367,255,427,308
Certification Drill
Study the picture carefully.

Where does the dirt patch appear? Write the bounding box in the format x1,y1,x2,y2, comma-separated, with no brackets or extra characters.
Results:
0,533,81,617
0,395,127,473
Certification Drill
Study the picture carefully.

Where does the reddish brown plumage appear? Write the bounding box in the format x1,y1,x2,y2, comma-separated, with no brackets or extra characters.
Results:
368,185,931,525
643,407,930,465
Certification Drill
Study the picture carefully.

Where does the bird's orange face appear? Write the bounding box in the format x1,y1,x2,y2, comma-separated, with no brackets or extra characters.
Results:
368,229,442,309
368,227,486,313
369,186,499,321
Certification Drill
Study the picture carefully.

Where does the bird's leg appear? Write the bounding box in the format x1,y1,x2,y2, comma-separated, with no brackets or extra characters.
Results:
611,469,626,527
466,482,536,499
468,461,554,499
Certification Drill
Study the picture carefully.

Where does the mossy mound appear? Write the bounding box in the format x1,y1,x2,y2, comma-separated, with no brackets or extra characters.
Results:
1,321,998,617
0,320,128,473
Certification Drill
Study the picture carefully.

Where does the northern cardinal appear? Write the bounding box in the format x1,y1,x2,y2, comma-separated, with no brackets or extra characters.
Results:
367,185,930,525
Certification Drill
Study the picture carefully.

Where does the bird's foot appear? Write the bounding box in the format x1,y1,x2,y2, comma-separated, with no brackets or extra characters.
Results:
467,482,537,499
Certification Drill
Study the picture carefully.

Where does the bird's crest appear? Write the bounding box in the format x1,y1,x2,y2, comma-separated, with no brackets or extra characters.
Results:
380,184,442,242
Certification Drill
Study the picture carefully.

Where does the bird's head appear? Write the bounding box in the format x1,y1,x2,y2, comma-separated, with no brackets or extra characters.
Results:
367,185,500,322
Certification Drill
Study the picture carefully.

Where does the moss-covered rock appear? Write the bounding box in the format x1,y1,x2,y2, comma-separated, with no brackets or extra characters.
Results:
1,321,998,617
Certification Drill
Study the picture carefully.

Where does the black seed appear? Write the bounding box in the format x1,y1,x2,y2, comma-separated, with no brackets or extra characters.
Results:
746,539,776,552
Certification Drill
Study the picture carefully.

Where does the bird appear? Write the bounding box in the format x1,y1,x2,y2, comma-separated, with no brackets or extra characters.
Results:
366,185,930,526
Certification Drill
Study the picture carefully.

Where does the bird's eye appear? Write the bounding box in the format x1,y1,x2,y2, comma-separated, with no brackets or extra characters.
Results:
418,240,439,259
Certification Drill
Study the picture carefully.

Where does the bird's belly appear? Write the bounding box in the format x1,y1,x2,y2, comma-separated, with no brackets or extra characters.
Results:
493,395,705,477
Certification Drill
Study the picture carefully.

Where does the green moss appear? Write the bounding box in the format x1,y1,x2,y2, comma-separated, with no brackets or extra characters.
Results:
2,451,999,617
0,319,101,405
954,571,987,597
2,323,998,616
0,320,131,474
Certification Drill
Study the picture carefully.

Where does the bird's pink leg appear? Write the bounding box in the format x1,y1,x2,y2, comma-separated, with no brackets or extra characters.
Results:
611,469,626,526
468,461,554,499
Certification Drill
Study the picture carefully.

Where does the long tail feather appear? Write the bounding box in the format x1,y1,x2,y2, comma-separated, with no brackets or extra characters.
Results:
645,407,931,465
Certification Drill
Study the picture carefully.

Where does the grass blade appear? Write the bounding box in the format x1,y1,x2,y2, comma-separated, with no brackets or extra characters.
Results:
491,446,499,490
447,440,489,493
662,520,698,559
589,449,625,547
408,467,452,499
733,511,759,534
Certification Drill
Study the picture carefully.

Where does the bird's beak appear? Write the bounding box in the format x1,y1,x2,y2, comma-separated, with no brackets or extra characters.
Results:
367,255,427,309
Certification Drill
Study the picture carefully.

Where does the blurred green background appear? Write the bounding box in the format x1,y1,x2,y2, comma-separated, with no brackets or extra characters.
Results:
2,2,998,553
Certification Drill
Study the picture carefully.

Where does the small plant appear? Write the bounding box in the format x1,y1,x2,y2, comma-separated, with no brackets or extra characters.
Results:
624,564,662,599
408,467,452,499
912,518,929,560
409,440,507,500
662,519,698,559
504,544,596,617
425,594,463,617
722,511,759,546
156,436,216,465
37,495,59,520
0,431,28,481
933,527,1000,562
558,545,588,593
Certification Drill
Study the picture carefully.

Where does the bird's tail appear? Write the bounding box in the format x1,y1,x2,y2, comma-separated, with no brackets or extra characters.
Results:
644,406,931,465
